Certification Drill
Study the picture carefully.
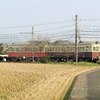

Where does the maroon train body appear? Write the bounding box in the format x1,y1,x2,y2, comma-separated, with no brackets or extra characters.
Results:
8,52,46,58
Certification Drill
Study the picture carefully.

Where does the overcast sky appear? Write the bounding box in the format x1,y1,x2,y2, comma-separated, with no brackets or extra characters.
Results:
0,0,100,26
0,0,100,43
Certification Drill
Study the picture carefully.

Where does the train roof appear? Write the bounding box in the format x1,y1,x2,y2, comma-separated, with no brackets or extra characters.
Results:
78,41,100,45
6,41,100,47
79,41,99,43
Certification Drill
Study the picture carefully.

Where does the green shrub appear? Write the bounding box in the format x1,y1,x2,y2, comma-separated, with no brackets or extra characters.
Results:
40,56,50,63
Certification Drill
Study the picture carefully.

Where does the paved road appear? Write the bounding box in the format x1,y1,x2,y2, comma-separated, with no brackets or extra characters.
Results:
67,69,100,100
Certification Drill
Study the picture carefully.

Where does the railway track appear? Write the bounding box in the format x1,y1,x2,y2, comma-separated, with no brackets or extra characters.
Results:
65,68,100,100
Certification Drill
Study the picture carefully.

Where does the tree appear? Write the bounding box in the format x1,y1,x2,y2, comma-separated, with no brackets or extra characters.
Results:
0,44,4,54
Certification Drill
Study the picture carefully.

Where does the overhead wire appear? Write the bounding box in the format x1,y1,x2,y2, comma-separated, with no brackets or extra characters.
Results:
0,20,73,29
1,18,100,43
35,25,74,32
33,20,73,26
79,19,100,21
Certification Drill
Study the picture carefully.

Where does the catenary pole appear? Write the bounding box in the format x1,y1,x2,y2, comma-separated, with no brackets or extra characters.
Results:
75,15,78,65
32,26,34,62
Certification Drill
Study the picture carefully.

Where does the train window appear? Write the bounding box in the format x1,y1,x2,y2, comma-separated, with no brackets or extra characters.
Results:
56,47,59,52
28,48,31,51
82,47,85,51
55,47,61,52
72,47,75,52
96,46,99,51
33,47,36,52
17,48,23,51
93,47,96,51
24,47,28,51
48,47,51,52
70,47,72,51
78,47,80,52
62,47,66,52
21,48,24,51
16,48,19,51
45,47,50,52
58,47,60,51
86,48,89,52
93,47,99,51
99,47,100,51
39,47,43,52
51,47,53,52
89,47,92,51
57,47,59,52
59,47,62,52
62,47,64,51
55,47,57,52
30,48,32,51
9,47,15,51
78,47,85,52
66,47,70,52
52,47,55,52
47,48,49,52
70,47,74,52
86,46,91,52
32,48,35,52
45,47,48,52
49,47,52,52
86,46,88,48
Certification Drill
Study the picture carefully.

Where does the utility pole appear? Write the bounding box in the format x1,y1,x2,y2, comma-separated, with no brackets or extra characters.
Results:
32,26,34,62
75,15,78,65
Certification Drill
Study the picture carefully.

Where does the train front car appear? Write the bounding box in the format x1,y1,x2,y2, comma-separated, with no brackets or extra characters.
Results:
45,41,100,62
7,42,47,62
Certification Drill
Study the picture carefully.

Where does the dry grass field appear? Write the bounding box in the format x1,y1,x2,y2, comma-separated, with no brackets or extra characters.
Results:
0,62,96,100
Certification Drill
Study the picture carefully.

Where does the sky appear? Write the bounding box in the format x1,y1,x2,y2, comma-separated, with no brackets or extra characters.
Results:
0,0,100,43
0,0,100,26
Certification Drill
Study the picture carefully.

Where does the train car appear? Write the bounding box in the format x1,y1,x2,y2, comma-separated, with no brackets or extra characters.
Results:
6,43,47,62
45,41,100,62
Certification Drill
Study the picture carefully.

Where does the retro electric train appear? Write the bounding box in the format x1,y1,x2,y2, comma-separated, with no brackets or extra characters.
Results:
1,41,100,62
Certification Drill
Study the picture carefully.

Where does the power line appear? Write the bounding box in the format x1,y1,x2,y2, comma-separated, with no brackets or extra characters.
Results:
33,20,73,26
79,19,100,21
0,25,32,29
81,37,100,38
36,30,74,35
80,25,100,27
0,20,73,29
81,30,100,32
79,33,100,36
35,25,74,32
